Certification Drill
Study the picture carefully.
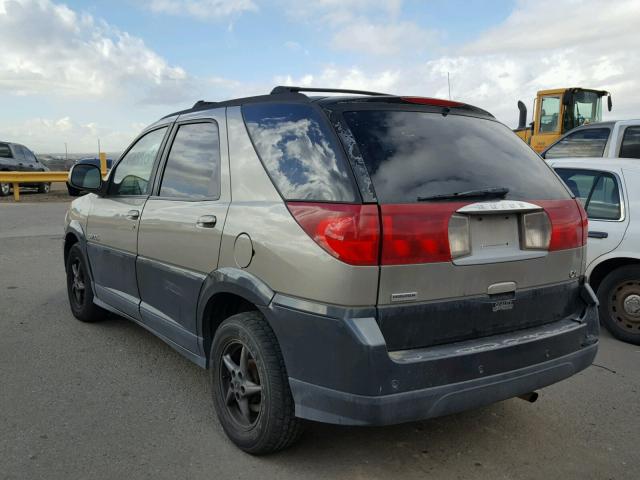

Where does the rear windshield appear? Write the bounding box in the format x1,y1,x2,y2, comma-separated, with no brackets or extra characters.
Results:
544,127,610,159
0,143,12,158
243,103,358,202
341,110,570,203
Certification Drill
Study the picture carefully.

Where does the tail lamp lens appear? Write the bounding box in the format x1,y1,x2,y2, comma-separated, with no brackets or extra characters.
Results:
521,211,552,250
286,202,380,266
536,199,587,251
448,214,471,258
380,203,464,264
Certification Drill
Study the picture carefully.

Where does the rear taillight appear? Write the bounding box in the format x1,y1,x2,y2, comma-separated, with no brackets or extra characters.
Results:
537,199,587,251
577,200,589,245
286,202,380,266
380,203,465,264
521,211,552,250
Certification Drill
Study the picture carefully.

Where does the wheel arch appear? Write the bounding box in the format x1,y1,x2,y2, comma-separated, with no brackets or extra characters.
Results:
198,267,275,367
588,255,640,293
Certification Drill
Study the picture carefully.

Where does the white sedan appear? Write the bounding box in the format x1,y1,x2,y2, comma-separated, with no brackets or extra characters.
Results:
549,157,640,345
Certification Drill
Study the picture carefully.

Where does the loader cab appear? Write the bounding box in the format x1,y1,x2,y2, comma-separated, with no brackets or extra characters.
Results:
515,88,611,154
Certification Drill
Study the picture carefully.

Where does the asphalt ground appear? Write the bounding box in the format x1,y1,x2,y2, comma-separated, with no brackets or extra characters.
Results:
1,198,638,480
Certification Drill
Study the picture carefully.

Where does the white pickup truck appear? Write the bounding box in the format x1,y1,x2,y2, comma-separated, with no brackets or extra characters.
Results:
542,119,640,160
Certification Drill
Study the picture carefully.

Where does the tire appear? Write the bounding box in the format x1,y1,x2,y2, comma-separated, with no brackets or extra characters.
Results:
597,265,640,345
210,311,303,454
66,244,108,323
67,183,81,197
38,182,51,194
0,182,10,197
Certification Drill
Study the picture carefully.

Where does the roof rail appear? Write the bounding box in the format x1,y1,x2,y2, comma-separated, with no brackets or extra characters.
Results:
192,100,217,109
270,85,390,97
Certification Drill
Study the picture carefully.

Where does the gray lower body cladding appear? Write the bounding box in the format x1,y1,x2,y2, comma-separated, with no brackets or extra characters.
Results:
378,280,584,351
263,284,599,426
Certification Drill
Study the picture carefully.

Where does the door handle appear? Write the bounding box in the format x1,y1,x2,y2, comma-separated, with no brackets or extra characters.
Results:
126,209,140,220
196,215,217,228
588,231,608,239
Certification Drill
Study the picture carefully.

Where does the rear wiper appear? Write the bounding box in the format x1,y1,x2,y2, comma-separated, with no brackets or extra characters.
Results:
417,187,509,202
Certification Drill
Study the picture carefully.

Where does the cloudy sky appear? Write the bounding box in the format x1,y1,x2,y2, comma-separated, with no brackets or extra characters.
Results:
1,0,638,153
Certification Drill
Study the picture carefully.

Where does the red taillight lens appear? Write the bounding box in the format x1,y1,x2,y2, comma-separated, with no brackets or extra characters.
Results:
286,202,380,266
576,200,589,245
401,96,464,107
537,199,587,251
380,203,465,264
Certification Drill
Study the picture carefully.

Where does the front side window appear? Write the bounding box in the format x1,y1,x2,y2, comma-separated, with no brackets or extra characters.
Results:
109,127,167,196
0,143,12,158
159,122,221,199
555,168,621,220
619,126,640,159
539,96,561,133
544,128,610,159
341,109,569,203
243,103,357,202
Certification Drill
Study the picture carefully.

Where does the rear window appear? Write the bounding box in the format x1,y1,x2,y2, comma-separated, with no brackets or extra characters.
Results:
544,127,610,159
619,126,640,159
341,110,569,203
0,143,12,158
243,103,357,202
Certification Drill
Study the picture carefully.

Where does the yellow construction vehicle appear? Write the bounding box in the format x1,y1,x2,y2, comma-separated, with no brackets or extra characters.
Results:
514,88,612,153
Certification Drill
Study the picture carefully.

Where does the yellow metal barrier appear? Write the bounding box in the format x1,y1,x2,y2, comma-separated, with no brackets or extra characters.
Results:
0,171,69,202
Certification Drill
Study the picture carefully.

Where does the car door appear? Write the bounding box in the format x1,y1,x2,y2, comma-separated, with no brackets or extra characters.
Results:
554,167,629,265
85,126,170,320
136,113,230,354
10,144,28,170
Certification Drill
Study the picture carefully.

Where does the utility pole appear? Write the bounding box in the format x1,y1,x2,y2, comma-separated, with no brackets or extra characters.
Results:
447,72,452,100
97,138,101,157
64,142,68,161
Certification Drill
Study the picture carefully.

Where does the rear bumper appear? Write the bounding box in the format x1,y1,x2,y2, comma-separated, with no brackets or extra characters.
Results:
290,340,596,426
263,283,599,426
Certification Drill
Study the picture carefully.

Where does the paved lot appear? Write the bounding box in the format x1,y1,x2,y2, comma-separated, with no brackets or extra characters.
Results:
1,201,639,480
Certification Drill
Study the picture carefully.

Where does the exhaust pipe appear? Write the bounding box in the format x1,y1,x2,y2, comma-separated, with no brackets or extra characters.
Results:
517,100,527,129
518,391,539,403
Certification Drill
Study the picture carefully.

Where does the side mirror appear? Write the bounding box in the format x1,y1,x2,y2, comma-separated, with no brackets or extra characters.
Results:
607,94,612,112
68,164,102,193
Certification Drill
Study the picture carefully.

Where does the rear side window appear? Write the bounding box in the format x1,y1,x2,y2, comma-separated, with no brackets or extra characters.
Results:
341,110,569,203
0,143,12,158
619,126,640,159
555,168,621,220
160,122,221,199
544,128,610,159
243,103,357,202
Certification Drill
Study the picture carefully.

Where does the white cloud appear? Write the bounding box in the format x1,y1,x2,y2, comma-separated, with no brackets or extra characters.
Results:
331,21,437,56
280,0,640,127
0,116,144,154
144,0,257,20
0,0,193,104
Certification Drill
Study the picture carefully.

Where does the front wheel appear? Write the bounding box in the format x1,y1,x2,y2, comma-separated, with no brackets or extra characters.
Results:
597,265,640,345
210,312,303,454
66,244,108,322
0,183,10,197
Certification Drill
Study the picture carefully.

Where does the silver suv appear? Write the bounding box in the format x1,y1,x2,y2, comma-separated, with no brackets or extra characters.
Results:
64,86,599,454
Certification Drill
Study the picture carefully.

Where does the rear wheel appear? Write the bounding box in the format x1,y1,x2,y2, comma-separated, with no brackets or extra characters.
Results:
597,265,640,345
210,311,302,454
66,244,108,322
38,182,51,193
0,183,10,197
